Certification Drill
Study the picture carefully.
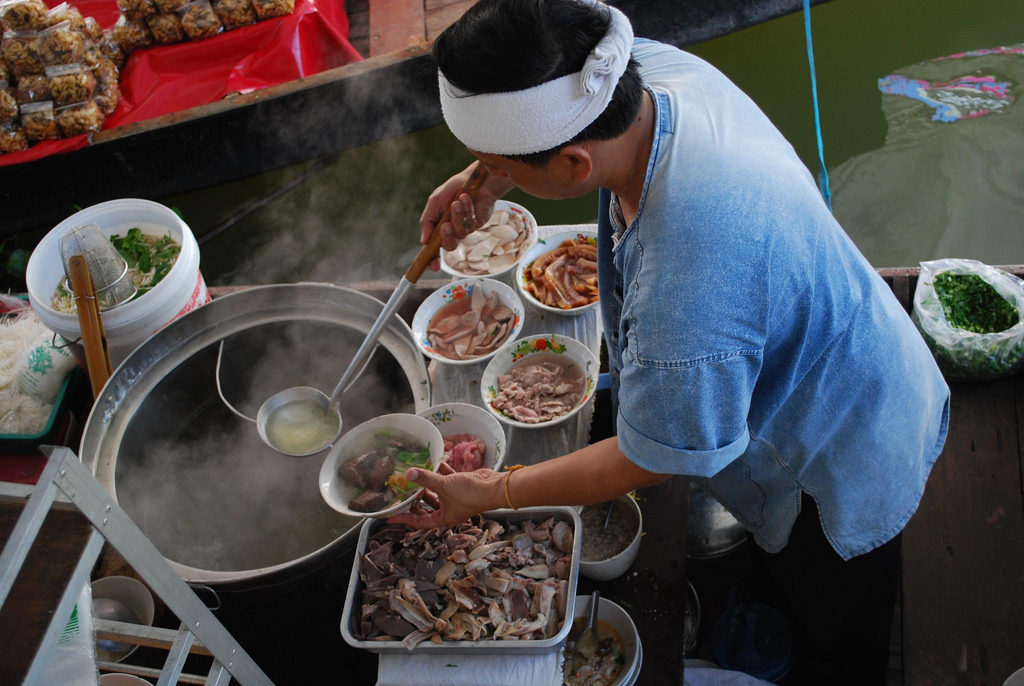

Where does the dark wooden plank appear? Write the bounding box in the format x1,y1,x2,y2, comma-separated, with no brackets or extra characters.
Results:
425,0,476,40
0,497,95,682
891,274,911,313
0,0,846,236
348,9,371,57
876,266,1024,279
877,266,1024,316
368,0,425,57
209,279,448,326
901,379,1024,685
0,44,441,235
613,0,831,49
578,477,690,686
1018,373,1024,528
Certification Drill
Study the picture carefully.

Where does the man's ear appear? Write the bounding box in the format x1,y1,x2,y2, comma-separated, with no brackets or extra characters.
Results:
558,144,593,183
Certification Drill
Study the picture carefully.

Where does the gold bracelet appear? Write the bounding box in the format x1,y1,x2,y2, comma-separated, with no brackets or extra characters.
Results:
503,465,524,510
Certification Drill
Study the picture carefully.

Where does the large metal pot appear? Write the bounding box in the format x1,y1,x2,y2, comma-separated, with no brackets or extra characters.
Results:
80,284,431,585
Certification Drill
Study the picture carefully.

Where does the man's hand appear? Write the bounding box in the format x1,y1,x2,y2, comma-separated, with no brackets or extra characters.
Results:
418,163,513,271
388,466,505,529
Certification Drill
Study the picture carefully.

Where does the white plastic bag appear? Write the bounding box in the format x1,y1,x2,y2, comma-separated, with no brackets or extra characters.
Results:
19,330,77,403
42,580,100,686
913,258,1024,381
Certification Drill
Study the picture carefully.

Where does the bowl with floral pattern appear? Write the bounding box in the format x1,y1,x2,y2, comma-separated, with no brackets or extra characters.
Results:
411,278,525,366
417,402,506,473
439,199,539,280
480,333,599,429
515,230,599,316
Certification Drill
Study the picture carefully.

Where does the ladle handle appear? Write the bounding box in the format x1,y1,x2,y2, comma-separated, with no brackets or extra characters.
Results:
328,277,413,410
405,161,490,283
587,590,600,631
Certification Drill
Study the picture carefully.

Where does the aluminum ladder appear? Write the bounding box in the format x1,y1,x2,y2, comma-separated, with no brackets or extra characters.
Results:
0,446,275,686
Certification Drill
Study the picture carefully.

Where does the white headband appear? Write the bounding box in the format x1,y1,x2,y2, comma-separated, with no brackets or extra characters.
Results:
438,0,634,155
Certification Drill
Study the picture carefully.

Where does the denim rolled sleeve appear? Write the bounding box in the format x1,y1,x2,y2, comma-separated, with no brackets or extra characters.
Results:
616,350,762,478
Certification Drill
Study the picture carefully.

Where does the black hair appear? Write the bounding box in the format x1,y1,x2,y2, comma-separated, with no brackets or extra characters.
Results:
433,0,643,167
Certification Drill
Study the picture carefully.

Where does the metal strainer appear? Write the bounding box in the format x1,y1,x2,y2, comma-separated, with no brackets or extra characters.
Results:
59,223,137,311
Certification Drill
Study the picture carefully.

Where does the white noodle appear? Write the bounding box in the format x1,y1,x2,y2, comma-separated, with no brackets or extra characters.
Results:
0,310,60,434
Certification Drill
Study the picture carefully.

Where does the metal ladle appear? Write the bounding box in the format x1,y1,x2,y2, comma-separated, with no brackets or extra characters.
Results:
565,590,601,680
252,162,490,457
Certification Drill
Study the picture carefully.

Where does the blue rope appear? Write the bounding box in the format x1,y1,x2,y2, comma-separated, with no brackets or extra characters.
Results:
803,0,832,211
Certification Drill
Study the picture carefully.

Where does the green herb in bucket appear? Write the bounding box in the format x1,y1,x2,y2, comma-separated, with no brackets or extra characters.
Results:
933,272,1019,334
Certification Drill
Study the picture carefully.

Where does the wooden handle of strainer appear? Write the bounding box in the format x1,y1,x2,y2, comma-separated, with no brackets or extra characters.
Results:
68,255,113,398
405,161,490,283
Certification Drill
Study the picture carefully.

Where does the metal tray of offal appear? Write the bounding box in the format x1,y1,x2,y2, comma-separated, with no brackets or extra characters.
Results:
341,506,582,655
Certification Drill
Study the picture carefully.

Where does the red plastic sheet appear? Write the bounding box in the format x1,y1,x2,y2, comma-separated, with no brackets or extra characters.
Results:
0,0,361,167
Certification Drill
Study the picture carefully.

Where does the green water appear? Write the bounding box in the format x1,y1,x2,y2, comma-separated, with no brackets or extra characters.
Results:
162,0,1024,284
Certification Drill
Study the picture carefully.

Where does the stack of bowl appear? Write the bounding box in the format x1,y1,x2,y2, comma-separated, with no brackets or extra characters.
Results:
568,594,643,685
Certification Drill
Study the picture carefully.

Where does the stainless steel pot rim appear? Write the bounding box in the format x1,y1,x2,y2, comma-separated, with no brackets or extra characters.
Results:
80,283,432,584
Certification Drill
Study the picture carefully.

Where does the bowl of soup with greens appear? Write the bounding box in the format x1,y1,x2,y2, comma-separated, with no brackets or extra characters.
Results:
319,413,443,518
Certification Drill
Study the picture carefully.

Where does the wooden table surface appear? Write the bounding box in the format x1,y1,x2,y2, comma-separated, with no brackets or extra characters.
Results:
13,267,1022,685
0,497,95,682
391,225,692,685
879,268,1024,685
577,478,690,686
213,263,692,685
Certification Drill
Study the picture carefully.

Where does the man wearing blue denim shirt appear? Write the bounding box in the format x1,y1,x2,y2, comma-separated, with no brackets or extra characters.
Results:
399,0,950,682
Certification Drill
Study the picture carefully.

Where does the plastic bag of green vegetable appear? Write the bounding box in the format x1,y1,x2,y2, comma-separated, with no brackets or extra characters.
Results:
913,258,1024,381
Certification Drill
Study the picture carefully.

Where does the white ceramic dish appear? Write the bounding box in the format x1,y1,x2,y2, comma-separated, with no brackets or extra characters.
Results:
439,199,538,280
91,575,155,664
515,229,599,317
1004,666,1024,686
417,402,507,473
580,495,643,581
319,413,444,518
481,333,599,429
410,278,524,366
567,595,642,686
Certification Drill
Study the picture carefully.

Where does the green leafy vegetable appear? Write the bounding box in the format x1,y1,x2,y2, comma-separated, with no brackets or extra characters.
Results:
934,271,1019,334
914,269,1024,381
108,228,181,298
395,444,431,470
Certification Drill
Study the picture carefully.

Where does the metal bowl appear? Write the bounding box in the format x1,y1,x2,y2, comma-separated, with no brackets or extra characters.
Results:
342,507,582,655
80,284,432,585
687,483,748,560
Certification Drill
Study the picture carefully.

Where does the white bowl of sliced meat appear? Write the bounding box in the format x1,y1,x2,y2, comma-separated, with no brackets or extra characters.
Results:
516,230,599,316
481,334,599,429
439,200,538,280
411,278,525,365
418,402,507,473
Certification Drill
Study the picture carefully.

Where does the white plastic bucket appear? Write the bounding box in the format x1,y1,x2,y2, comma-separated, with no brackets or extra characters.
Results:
27,199,210,367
